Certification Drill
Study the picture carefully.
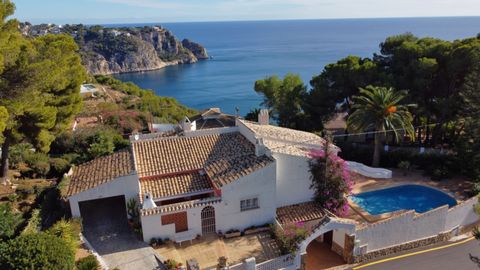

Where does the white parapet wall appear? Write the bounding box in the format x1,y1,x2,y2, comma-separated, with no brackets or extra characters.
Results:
346,161,392,179
445,196,479,232
355,196,479,254
355,206,448,252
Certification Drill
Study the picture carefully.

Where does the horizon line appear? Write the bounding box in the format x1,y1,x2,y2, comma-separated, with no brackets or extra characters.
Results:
20,15,480,26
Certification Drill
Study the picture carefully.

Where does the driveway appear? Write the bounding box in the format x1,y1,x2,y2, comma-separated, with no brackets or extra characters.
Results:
80,196,163,270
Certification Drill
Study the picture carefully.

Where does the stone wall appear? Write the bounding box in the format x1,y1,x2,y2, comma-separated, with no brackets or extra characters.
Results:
353,232,451,263
331,241,344,257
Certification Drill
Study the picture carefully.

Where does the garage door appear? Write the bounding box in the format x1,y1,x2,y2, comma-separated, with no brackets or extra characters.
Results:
79,195,129,234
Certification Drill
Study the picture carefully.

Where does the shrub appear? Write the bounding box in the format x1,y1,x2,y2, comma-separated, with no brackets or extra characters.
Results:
274,222,311,255
76,255,99,270
6,194,17,202
150,238,158,246
24,152,51,177
47,219,79,252
22,209,41,235
164,259,181,270
0,233,75,270
472,183,480,197
309,146,352,217
49,158,71,177
398,161,411,175
0,203,22,240
8,143,34,167
217,256,228,269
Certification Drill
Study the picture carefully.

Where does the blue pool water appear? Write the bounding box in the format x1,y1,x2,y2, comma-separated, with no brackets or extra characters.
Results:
350,185,457,215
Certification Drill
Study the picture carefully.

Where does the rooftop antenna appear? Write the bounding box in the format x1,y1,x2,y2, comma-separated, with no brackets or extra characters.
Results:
235,106,240,118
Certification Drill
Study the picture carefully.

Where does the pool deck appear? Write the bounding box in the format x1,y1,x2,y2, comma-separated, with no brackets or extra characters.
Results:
347,168,475,224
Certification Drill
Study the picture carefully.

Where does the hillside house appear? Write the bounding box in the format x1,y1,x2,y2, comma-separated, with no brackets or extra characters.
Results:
66,109,339,242
66,109,479,269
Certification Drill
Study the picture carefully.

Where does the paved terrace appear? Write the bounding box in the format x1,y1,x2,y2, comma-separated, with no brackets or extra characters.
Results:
347,168,475,224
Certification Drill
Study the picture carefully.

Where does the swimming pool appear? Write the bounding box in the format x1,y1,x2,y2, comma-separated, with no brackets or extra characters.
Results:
350,185,457,215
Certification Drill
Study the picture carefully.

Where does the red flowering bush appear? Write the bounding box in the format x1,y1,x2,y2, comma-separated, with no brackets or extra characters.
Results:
275,221,311,255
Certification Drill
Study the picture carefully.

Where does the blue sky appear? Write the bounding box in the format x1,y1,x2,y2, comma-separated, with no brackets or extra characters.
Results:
15,0,480,24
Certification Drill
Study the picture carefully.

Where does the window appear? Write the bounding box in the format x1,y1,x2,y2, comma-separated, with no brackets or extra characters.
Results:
240,197,259,211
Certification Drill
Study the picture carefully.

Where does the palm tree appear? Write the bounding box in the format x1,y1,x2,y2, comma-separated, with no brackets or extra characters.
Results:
347,86,415,167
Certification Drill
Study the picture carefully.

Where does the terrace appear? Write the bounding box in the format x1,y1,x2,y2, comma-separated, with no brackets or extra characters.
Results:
347,168,475,224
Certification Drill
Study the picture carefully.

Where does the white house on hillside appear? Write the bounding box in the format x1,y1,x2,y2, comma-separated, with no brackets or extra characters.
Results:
66,110,338,240
66,109,479,269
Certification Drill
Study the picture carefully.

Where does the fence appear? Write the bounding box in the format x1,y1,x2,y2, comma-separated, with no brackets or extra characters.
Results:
224,254,294,270
256,255,294,270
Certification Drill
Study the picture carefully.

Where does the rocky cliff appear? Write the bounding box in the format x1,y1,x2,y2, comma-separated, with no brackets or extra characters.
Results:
20,23,208,74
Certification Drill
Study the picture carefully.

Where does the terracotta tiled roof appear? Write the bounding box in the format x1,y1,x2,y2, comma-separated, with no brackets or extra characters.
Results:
132,132,274,188
140,171,213,199
141,196,222,216
66,149,135,196
276,201,326,225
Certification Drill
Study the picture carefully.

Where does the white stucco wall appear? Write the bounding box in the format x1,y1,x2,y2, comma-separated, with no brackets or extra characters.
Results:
141,214,176,242
445,197,479,232
333,229,346,248
216,163,277,232
69,173,140,217
355,206,448,252
141,163,276,241
274,153,314,207
236,119,257,145
141,205,212,242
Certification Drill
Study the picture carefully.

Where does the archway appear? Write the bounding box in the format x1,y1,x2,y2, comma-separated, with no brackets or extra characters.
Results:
296,219,356,270
305,230,345,270
201,206,216,235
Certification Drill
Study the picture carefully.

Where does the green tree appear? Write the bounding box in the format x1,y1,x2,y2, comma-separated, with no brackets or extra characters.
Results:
0,232,75,270
244,108,261,122
88,131,115,158
254,74,307,129
0,29,86,182
377,33,480,145
0,203,22,240
456,65,480,179
347,86,415,167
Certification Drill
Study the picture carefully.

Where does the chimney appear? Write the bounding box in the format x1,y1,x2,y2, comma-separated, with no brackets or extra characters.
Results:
255,138,266,156
258,109,269,125
142,192,157,209
181,116,196,132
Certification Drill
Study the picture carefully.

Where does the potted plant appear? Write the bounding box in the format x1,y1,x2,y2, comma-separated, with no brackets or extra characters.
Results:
217,256,228,270
150,238,158,247
224,229,241,239
244,223,271,235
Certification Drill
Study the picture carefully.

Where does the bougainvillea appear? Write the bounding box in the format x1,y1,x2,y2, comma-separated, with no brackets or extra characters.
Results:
309,143,353,217
275,221,311,255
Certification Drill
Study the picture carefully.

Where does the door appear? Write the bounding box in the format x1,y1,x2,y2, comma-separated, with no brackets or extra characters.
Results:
324,231,333,246
201,206,216,235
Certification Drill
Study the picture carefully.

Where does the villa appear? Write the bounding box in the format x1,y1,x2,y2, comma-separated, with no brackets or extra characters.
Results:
66,109,479,269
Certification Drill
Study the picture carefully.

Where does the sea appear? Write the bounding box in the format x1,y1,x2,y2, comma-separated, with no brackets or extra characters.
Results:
112,17,480,115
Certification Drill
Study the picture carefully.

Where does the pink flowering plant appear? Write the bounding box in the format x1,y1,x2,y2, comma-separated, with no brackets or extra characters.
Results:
275,221,311,255
309,140,353,217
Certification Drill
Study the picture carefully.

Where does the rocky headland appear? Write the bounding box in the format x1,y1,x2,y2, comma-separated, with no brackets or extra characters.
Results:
20,23,208,74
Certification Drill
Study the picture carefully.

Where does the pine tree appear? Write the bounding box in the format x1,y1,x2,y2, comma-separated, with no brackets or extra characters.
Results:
0,1,86,182
457,65,480,179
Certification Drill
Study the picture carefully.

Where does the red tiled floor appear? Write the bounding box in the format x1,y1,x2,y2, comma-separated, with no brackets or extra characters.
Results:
306,240,345,270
